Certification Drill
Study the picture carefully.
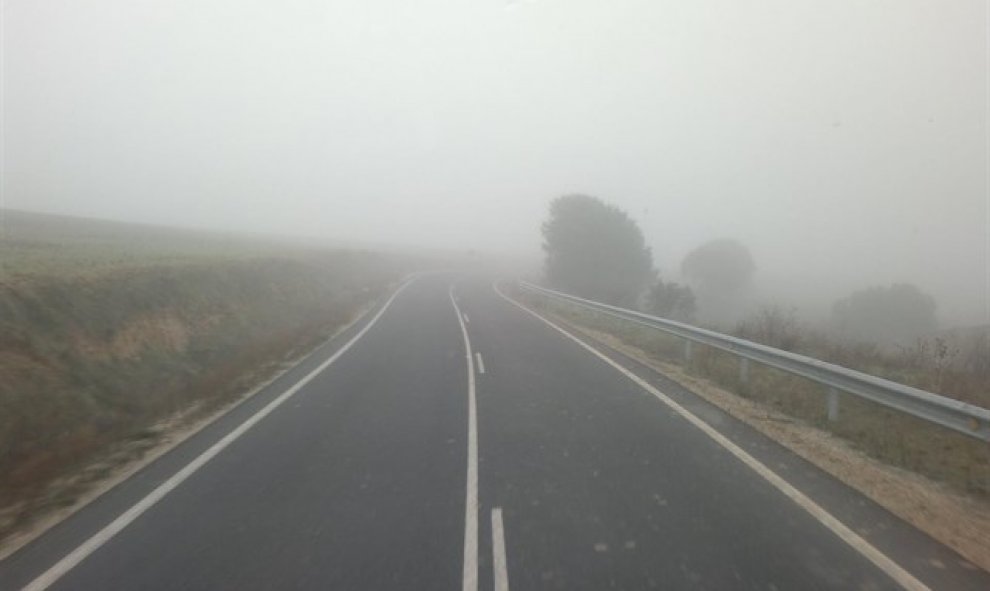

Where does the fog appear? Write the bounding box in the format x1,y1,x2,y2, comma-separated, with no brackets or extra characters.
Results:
3,0,987,327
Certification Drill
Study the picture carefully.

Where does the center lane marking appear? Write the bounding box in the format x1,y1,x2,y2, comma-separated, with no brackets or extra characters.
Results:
492,507,510,591
450,285,479,591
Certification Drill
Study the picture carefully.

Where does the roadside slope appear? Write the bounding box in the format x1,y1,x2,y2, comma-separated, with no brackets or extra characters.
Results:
0,212,406,545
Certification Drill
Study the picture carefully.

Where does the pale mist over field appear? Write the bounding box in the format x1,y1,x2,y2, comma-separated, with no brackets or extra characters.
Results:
2,0,988,327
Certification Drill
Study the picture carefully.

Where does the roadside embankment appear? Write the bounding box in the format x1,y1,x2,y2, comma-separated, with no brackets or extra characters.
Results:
0,215,407,545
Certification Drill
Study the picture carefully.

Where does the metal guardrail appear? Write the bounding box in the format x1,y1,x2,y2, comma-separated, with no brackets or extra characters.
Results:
518,281,990,442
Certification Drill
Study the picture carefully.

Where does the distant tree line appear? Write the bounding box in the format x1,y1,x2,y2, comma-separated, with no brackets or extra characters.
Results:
541,194,761,324
831,283,937,346
540,194,939,347
541,194,696,318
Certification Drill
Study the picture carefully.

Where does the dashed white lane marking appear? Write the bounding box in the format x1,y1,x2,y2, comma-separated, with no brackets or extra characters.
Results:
22,279,416,591
450,285,479,591
493,282,930,591
492,507,510,591
475,352,486,375
463,313,470,324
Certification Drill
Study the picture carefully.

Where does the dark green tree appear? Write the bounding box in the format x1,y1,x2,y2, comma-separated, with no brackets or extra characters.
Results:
541,194,653,306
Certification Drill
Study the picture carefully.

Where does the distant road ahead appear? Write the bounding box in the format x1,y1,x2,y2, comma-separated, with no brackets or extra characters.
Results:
1,274,986,590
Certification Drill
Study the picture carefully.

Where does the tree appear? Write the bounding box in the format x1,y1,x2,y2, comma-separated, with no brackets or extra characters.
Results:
541,194,653,306
680,239,755,324
646,278,696,322
681,239,755,293
831,283,937,346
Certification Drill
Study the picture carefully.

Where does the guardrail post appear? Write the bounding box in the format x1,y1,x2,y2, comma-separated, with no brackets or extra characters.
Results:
826,387,840,422
684,340,693,364
739,358,750,385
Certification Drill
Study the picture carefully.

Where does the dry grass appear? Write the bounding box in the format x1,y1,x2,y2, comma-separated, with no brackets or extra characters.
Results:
0,211,407,544
0,209,297,281
0,296,378,560
0,261,397,541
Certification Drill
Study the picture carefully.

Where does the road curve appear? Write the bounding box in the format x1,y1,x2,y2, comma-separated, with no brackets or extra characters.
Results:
0,273,986,591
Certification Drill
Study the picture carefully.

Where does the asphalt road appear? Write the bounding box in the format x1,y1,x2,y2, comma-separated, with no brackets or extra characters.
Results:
1,273,987,590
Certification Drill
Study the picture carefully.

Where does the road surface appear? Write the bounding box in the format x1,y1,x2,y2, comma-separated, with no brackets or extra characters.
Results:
1,274,987,590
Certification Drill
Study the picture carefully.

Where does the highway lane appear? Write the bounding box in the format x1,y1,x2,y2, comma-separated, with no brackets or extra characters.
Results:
2,273,988,590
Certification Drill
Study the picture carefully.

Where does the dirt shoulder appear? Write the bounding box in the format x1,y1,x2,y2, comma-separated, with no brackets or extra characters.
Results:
553,315,990,573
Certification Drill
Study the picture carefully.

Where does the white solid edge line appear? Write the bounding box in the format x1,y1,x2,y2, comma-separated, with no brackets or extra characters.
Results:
22,279,416,591
475,352,486,375
492,282,930,591
491,507,509,591
450,285,479,591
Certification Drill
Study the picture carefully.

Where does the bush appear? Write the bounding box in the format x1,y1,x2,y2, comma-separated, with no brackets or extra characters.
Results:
645,278,696,322
735,305,801,351
832,283,937,347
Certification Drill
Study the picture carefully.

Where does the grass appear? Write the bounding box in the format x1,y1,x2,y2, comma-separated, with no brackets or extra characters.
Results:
1,210,290,279
0,210,410,542
523,294,990,499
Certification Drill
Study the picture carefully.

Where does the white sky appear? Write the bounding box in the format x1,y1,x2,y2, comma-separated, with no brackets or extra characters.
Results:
2,0,988,325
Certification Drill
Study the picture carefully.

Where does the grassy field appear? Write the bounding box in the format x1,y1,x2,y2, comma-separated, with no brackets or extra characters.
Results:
0,210,329,279
0,210,410,541
521,293,990,499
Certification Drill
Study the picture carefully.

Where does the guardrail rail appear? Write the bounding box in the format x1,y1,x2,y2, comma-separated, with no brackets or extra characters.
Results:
518,281,990,443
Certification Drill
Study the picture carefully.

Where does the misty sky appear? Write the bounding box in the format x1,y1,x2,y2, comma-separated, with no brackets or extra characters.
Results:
2,0,988,325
